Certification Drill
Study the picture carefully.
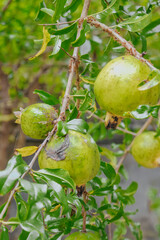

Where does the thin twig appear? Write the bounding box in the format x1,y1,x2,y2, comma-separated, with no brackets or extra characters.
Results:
116,116,153,173
0,0,13,19
0,0,91,221
108,223,112,240
59,46,75,60
86,17,157,70
82,185,87,232
38,20,78,26
60,0,91,116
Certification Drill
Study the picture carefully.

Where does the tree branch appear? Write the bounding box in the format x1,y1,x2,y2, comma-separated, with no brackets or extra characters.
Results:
0,0,91,221
60,0,91,116
86,17,157,70
0,0,13,20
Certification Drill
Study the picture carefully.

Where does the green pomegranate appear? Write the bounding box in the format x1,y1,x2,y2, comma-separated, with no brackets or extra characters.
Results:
131,131,160,168
38,130,100,186
94,55,159,117
65,232,100,240
20,103,58,139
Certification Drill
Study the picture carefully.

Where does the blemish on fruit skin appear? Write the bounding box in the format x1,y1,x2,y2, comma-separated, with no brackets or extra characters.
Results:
38,130,100,186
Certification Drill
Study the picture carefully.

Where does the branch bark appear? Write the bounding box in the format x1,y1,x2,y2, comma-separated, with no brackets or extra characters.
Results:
86,17,157,70
0,0,91,221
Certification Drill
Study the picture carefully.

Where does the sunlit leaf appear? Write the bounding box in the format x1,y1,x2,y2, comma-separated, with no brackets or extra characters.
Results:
41,8,55,17
0,155,29,195
29,27,51,60
33,168,75,190
118,13,152,32
49,22,77,35
0,225,9,240
16,146,38,157
19,179,47,202
50,36,62,56
34,89,59,105
53,0,67,21
67,119,89,134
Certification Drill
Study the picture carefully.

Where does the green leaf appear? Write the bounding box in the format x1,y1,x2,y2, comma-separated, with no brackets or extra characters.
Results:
57,121,68,137
107,205,124,223
93,0,120,18
50,36,62,56
66,119,89,134
35,1,46,22
138,69,160,90
49,22,77,35
63,0,82,14
34,89,59,105
68,107,78,121
29,27,51,60
100,162,116,180
72,22,90,47
142,18,160,36
53,0,67,21
19,179,47,202
41,8,55,17
15,193,29,221
50,232,63,240
118,13,152,32
33,168,75,190
117,182,138,197
128,104,160,120
0,155,29,195
26,231,40,240
20,213,45,236
0,226,9,240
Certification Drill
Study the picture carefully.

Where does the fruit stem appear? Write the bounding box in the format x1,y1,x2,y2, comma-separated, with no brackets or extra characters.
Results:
105,112,122,129
82,185,87,233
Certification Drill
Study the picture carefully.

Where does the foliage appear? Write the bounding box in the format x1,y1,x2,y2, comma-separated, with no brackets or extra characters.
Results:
0,0,160,239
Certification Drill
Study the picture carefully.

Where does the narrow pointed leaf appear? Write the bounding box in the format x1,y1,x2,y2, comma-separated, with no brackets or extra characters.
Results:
41,8,55,17
34,89,59,105
34,168,75,190
29,27,50,60
49,22,77,35
19,179,47,202
118,13,152,32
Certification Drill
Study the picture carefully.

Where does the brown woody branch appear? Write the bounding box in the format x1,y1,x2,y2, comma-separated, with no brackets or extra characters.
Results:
86,17,157,71
0,0,91,221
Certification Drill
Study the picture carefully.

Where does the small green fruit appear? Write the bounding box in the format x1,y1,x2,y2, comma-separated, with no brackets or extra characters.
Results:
131,131,160,168
38,130,100,186
65,232,100,240
94,55,159,116
21,103,58,139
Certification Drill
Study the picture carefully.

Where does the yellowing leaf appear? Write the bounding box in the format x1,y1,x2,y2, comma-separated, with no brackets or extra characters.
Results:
29,27,51,60
79,75,94,85
50,204,61,212
16,146,38,157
